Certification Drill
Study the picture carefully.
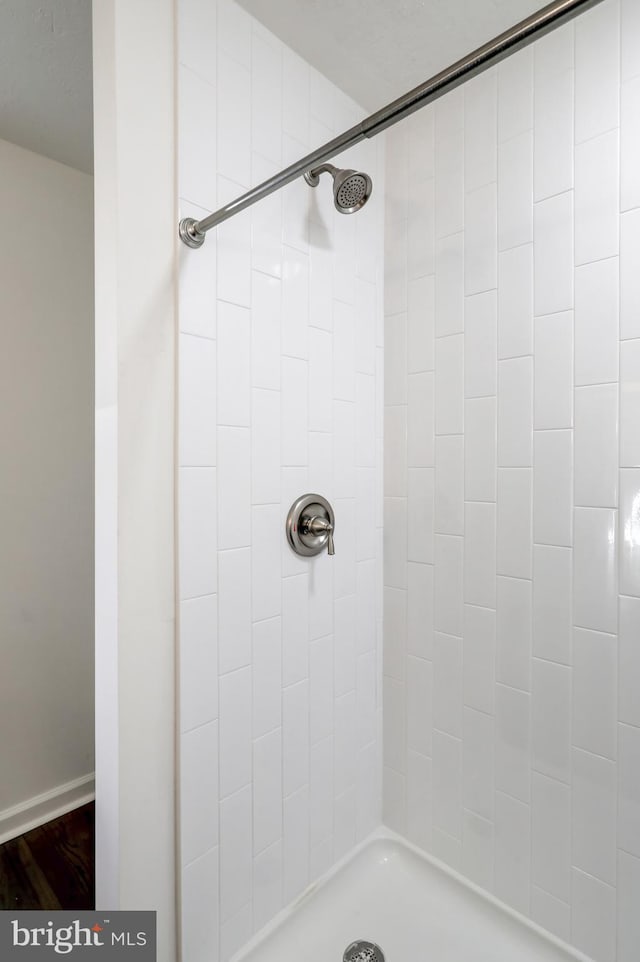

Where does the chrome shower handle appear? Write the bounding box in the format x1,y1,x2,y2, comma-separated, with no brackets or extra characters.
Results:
286,494,336,558
302,516,335,556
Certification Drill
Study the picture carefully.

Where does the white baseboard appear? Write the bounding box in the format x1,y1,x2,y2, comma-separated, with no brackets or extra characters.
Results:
0,773,95,845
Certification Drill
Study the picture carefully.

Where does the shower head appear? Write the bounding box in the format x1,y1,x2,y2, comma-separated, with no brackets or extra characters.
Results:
304,163,372,214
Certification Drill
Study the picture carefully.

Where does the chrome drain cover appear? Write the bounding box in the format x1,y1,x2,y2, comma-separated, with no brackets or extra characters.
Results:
343,941,385,962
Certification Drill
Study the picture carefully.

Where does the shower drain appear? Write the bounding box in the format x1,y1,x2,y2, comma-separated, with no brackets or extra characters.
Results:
343,940,385,962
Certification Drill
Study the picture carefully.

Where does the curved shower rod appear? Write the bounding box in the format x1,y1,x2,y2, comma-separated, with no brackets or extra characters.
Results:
179,0,603,249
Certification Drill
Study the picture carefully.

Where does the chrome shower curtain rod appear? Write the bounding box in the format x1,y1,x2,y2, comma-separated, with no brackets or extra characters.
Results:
179,0,603,249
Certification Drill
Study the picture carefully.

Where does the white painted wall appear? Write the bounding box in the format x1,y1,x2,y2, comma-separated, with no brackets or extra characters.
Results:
383,1,640,960
92,1,176,956
176,1,384,959
0,137,94,833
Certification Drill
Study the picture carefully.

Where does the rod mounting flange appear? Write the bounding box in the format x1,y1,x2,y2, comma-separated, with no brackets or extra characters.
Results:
179,217,206,249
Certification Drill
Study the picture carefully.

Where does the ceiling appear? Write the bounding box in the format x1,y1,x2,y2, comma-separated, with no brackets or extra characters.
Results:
237,0,551,112
0,0,554,175
0,0,93,174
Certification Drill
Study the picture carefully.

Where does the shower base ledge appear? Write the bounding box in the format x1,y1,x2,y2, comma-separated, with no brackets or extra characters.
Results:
234,828,595,962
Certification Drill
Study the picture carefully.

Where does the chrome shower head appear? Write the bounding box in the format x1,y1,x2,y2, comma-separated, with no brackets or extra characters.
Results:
304,163,372,213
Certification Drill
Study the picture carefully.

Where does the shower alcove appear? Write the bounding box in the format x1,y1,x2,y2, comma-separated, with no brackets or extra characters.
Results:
158,0,639,959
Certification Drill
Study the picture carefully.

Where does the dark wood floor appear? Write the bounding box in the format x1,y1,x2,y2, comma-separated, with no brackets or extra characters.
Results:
0,802,95,910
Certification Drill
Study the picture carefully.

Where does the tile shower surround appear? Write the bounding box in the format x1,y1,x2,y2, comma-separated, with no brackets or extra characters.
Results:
177,1,384,960
383,1,640,961
177,0,640,961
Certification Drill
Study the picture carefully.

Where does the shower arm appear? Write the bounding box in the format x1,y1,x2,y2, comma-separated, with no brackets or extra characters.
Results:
179,0,603,249
303,164,338,187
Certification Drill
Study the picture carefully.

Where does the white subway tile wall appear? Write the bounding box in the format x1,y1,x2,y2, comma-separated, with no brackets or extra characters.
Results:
384,2,640,960
177,2,384,959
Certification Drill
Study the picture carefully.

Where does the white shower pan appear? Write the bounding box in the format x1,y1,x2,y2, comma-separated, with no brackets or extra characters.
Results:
235,830,594,962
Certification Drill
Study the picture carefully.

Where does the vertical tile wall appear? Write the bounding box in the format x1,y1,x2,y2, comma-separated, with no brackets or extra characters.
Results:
177,2,384,960
383,1,640,960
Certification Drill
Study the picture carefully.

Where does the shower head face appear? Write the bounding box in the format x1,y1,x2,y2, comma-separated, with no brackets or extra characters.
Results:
333,168,373,213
